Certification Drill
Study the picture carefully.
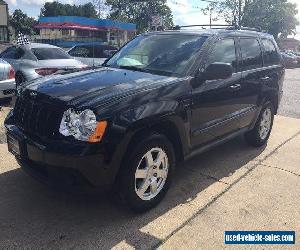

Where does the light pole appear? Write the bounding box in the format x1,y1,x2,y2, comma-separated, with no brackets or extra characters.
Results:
238,0,242,26
199,0,242,26
198,0,219,27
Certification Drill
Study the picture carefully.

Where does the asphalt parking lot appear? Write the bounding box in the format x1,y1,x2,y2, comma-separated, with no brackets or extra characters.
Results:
278,69,300,118
0,69,300,249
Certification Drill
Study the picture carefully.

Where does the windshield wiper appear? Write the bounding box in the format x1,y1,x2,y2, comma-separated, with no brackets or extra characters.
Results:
118,65,146,72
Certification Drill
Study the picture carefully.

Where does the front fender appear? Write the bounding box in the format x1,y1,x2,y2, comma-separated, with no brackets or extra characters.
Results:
104,99,190,182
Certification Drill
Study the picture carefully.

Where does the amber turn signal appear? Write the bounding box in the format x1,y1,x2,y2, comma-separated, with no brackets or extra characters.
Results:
88,121,107,143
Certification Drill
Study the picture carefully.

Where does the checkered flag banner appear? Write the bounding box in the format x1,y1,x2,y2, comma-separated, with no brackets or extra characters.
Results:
16,33,30,46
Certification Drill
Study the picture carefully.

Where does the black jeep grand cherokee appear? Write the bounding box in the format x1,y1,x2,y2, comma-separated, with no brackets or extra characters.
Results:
5,27,284,211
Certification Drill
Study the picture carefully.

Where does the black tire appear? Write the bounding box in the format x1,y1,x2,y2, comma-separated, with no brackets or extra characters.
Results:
15,72,26,86
245,101,274,147
119,133,175,212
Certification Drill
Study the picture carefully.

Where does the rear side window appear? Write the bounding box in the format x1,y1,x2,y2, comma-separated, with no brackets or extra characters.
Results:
1,47,24,59
208,39,237,71
68,45,115,58
94,46,117,58
262,39,280,66
32,48,71,60
240,38,263,71
68,46,91,58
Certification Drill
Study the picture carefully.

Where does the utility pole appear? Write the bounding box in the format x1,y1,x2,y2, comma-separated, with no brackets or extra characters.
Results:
238,0,242,26
198,0,218,27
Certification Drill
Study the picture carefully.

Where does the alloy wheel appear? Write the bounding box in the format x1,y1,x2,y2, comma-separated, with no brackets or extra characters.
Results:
259,107,272,140
134,147,169,201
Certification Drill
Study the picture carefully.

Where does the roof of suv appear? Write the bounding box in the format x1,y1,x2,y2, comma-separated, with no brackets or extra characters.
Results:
145,28,274,39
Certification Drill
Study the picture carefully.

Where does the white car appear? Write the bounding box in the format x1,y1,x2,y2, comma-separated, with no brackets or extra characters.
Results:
68,44,118,67
0,59,15,100
0,43,87,85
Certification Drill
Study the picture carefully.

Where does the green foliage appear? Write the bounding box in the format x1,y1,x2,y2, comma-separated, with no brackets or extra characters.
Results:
212,0,299,39
241,0,299,39
9,9,38,36
40,1,98,18
105,0,174,33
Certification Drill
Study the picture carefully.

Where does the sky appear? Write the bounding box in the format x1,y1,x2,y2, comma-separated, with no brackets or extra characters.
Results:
4,0,300,39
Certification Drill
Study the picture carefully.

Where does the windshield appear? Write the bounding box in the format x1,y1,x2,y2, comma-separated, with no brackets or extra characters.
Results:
32,48,72,60
105,34,207,76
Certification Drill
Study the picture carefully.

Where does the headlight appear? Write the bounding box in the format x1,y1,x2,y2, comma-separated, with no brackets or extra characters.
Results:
59,108,107,142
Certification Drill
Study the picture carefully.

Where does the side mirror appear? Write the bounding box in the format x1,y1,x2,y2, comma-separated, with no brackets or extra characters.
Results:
203,62,233,81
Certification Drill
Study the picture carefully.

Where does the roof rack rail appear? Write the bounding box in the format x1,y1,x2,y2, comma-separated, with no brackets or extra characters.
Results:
172,24,235,30
172,24,262,32
239,26,262,32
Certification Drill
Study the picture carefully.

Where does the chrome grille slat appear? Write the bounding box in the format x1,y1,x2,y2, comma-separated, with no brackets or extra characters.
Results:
13,96,63,139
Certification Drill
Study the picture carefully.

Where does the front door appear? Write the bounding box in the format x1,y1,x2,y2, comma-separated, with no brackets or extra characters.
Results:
190,38,243,147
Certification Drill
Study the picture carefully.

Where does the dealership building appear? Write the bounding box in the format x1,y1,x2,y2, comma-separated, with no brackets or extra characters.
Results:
0,0,9,42
34,16,136,48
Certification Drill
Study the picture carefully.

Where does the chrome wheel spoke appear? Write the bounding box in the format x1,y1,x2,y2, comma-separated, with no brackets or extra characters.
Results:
150,180,158,194
135,169,148,179
155,151,165,167
138,180,150,196
145,152,154,168
157,169,167,179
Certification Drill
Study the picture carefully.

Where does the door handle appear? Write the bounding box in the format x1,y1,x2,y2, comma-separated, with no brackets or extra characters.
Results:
261,76,270,81
229,83,241,90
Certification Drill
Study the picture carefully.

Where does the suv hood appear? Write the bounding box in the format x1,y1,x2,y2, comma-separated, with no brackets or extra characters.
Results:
24,67,175,107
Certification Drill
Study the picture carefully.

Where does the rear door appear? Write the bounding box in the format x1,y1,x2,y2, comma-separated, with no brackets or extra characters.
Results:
237,37,264,128
260,38,284,105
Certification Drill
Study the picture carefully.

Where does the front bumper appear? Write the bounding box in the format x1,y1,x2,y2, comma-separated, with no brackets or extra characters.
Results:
0,79,16,99
5,124,119,189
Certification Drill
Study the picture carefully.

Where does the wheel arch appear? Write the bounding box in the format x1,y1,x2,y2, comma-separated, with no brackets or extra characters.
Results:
125,119,185,165
112,117,187,187
263,91,279,114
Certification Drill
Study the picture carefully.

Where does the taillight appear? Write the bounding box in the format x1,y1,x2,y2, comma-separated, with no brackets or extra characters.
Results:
35,68,58,76
80,65,89,70
8,66,15,79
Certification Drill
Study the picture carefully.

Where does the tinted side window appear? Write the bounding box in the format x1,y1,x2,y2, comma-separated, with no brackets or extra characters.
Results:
69,46,91,58
15,47,25,59
32,48,71,60
240,38,263,71
0,47,24,59
1,47,17,59
94,46,105,58
208,39,237,71
262,39,280,66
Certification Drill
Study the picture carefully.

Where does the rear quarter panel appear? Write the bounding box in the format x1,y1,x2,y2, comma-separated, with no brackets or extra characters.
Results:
0,59,9,81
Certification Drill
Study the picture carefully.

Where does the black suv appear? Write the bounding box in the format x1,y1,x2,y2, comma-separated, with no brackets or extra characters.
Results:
5,26,284,211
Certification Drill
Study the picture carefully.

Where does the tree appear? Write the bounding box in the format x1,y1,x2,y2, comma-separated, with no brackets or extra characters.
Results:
241,0,299,39
40,1,98,18
9,9,38,36
106,0,174,33
93,0,110,18
210,0,299,39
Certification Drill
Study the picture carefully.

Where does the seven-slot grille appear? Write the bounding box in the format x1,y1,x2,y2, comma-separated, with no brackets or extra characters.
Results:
13,95,63,138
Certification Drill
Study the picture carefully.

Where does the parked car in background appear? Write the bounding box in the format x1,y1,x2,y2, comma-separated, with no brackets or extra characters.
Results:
0,43,87,85
0,59,15,100
280,52,298,68
286,51,300,65
68,44,118,67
